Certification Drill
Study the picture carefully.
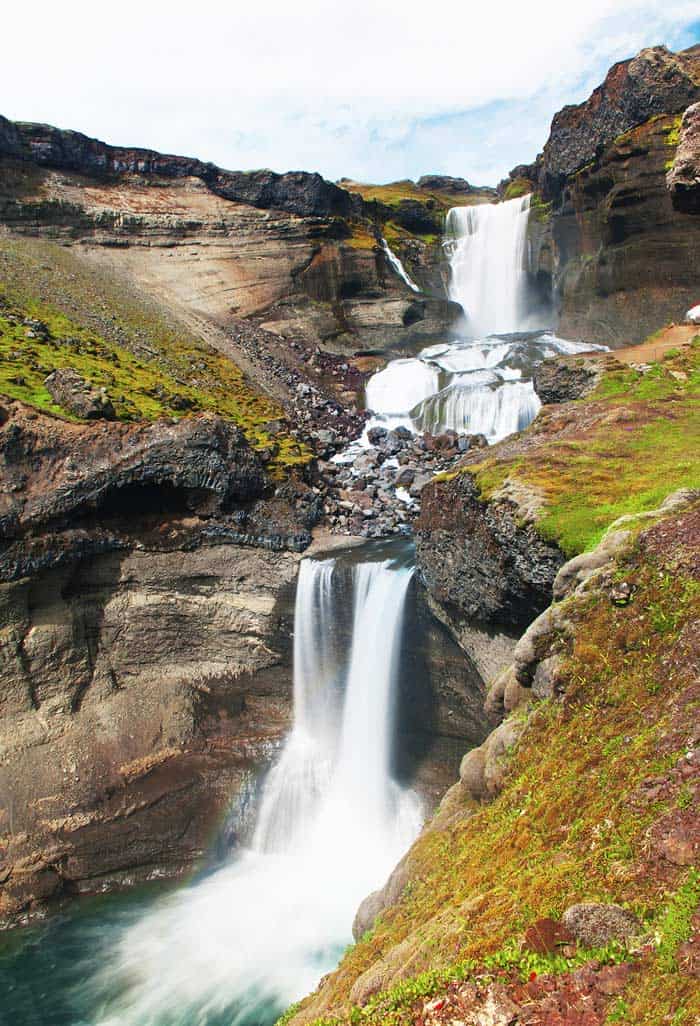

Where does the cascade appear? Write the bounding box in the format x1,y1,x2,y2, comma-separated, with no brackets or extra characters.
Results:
357,197,604,444
381,238,421,292
445,194,532,337
82,547,422,1026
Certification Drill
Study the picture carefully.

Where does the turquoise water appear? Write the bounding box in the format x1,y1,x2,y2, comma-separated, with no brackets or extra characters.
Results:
0,883,291,1026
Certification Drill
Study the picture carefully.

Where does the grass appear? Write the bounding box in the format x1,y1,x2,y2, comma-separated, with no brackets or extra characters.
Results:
282,526,700,1026
503,178,531,201
465,343,700,555
0,236,311,472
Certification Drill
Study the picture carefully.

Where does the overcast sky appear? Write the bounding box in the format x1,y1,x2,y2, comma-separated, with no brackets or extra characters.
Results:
2,2,698,186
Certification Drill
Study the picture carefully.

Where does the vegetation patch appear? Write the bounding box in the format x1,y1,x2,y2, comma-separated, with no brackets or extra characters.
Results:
465,343,700,555
503,178,531,201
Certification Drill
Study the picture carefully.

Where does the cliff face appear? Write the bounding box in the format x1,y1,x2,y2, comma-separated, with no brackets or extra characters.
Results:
0,400,313,924
285,341,700,1026
0,118,457,360
517,45,700,346
287,491,700,1026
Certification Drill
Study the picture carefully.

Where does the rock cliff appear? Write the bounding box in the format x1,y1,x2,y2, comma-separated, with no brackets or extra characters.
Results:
0,119,458,362
510,45,700,346
0,399,321,923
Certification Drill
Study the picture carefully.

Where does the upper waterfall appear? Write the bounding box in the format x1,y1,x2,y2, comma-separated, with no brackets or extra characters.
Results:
445,194,532,336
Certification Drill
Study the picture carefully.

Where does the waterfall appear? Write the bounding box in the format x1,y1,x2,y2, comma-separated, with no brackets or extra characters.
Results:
359,331,602,445
381,238,421,292
413,378,541,439
88,548,422,1026
445,194,532,337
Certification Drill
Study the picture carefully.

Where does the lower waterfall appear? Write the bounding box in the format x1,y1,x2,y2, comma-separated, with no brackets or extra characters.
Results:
83,546,422,1026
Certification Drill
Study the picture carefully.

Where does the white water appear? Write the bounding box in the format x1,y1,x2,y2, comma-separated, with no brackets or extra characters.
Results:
90,552,422,1026
359,331,602,444
356,195,607,445
381,238,421,292
445,194,532,337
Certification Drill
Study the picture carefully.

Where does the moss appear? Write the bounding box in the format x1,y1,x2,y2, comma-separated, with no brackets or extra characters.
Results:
464,347,700,555
0,237,311,473
503,178,531,201
529,193,552,223
345,224,377,250
286,535,700,1025
665,115,682,149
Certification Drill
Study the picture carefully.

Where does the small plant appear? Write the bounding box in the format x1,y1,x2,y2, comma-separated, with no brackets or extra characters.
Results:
655,868,700,971
607,996,631,1022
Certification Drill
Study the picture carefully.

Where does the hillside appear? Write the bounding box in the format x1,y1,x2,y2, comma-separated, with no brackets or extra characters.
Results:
282,346,700,1026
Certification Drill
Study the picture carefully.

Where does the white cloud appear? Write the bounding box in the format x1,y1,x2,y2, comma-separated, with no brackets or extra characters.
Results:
1,0,698,183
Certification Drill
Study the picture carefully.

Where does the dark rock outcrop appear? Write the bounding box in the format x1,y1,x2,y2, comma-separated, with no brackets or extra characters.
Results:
502,44,700,345
417,472,564,632
542,45,700,184
550,111,700,345
44,368,115,420
667,100,700,213
2,118,362,219
532,352,623,404
0,404,269,555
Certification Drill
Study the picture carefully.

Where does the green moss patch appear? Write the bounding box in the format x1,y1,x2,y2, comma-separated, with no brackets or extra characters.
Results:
466,345,700,555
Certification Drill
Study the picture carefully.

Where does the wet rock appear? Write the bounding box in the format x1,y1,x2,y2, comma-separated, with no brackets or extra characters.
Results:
367,426,388,446
45,368,116,420
561,902,641,948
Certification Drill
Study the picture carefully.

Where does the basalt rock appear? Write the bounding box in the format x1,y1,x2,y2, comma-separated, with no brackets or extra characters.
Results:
417,472,565,638
532,353,623,404
0,403,269,552
44,368,116,421
2,118,362,219
550,110,700,345
542,45,700,185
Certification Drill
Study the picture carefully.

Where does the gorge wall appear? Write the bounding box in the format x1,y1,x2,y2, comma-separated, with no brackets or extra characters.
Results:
513,44,700,346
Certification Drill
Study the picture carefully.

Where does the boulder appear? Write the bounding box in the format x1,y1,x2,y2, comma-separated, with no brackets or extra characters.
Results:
45,368,116,420
532,355,611,404
561,903,641,948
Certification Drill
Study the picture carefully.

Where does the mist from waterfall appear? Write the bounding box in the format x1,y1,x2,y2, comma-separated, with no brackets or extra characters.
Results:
445,194,532,337
84,548,422,1026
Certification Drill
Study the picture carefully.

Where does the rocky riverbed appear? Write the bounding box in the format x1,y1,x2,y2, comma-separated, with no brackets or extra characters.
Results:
318,426,489,539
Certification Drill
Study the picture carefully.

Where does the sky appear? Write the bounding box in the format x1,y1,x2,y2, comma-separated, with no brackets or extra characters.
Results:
2,2,699,187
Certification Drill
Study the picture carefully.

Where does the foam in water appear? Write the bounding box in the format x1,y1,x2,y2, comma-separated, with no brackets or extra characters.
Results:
445,194,532,337
360,332,602,443
87,552,422,1026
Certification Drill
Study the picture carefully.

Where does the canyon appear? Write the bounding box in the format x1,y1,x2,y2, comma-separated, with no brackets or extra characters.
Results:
0,37,698,1026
